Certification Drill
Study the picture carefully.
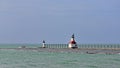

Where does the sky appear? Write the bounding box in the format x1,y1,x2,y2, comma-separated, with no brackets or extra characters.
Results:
0,0,120,44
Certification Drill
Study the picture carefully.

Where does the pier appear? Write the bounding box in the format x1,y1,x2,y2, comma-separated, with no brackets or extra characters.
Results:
42,44,120,49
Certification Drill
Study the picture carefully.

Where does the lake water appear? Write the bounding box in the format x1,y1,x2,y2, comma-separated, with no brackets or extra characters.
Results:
0,44,120,68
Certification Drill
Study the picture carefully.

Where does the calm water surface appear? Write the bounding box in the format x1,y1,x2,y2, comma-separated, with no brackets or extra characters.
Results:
0,44,120,68
0,49,120,68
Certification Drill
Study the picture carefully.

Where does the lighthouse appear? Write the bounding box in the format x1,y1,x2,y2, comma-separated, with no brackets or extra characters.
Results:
42,40,46,48
68,34,78,48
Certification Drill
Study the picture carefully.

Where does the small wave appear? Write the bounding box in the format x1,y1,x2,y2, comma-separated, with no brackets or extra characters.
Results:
86,65,98,68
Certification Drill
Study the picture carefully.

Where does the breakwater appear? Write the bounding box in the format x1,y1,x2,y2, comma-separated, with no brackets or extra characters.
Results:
43,44,120,49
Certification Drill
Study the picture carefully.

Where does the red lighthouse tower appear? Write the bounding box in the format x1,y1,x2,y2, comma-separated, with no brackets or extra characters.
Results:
68,34,78,48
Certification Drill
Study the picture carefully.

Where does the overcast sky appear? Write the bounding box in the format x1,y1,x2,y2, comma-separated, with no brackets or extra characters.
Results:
0,0,120,44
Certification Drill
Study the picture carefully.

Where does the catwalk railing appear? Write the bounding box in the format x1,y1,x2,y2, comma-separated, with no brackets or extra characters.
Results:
43,44,120,49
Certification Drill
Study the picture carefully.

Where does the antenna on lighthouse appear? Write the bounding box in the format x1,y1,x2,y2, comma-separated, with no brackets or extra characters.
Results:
72,34,74,38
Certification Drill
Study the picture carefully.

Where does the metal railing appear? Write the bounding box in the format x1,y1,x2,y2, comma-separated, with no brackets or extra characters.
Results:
42,44,120,49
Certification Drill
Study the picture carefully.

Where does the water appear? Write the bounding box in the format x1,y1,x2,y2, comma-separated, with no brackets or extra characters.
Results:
0,44,40,48
0,44,120,68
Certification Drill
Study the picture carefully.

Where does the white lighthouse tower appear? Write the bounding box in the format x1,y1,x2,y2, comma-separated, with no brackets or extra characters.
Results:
42,40,46,48
68,34,78,48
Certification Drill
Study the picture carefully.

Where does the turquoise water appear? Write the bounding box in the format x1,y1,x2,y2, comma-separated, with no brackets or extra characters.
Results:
0,49,120,68
0,44,120,68
0,44,41,48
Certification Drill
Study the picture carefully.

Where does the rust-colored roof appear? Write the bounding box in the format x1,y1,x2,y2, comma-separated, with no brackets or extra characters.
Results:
69,40,76,44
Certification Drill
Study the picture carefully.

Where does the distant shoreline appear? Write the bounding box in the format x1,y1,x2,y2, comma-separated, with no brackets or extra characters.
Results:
0,48,120,54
